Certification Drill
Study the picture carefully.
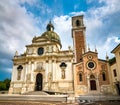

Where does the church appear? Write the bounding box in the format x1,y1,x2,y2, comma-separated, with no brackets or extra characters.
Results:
9,15,113,96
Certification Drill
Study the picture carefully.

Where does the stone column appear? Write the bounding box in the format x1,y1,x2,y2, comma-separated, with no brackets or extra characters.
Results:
21,62,28,94
87,75,90,93
96,73,100,93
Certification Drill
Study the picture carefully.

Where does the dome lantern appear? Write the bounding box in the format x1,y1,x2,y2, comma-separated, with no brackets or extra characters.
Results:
46,21,54,31
41,21,62,48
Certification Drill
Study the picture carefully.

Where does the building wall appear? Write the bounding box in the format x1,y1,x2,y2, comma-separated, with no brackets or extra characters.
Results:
111,44,120,95
110,63,118,95
114,47,120,82
72,15,86,63
74,51,112,96
9,37,74,94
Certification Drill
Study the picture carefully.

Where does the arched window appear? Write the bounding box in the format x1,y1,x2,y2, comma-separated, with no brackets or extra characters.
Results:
79,73,82,82
76,20,81,26
102,72,106,81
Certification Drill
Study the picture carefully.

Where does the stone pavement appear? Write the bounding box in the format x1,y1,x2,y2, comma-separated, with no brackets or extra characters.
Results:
0,101,79,105
0,93,120,105
0,100,120,105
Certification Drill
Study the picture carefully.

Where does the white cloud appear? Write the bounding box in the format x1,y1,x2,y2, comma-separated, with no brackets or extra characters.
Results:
70,11,85,16
101,36,120,51
70,0,120,59
0,0,40,56
0,0,42,74
97,36,120,59
4,68,12,73
53,15,72,50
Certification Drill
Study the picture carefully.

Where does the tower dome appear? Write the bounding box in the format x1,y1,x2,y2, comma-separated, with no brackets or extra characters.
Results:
41,21,62,48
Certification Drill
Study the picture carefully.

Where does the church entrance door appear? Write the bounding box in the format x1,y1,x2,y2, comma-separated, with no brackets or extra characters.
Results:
90,80,97,90
35,73,43,91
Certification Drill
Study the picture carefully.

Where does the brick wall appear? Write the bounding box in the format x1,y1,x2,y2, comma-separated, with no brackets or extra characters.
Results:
74,31,85,63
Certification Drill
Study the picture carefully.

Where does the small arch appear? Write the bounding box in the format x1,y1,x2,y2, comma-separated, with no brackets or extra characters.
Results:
90,74,95,79
76,20,81,26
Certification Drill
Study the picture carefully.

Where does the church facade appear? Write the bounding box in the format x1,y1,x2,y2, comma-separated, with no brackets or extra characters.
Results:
9,21,74,94
9,15,113,96
72,16,112,96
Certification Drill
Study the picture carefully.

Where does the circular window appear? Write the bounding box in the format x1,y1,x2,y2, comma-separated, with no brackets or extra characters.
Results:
87,55,93,59
87,61,96,70
88,62,94,68
38,47,44,55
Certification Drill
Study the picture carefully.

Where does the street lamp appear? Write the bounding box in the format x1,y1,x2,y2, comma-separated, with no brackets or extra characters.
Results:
60,62,67,79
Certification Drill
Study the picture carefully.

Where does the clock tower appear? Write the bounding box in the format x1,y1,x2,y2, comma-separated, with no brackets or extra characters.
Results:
72,15,86,63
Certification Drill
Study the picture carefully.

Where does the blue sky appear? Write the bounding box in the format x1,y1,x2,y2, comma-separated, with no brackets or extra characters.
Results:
0,0,120,80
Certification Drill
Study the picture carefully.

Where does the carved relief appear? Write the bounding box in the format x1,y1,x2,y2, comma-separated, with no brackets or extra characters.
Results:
36,62,43,70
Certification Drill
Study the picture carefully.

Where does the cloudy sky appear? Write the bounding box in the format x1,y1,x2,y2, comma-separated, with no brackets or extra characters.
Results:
0,0,120,80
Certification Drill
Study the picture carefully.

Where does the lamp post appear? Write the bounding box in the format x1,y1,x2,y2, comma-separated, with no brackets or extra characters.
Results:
60,62,67,79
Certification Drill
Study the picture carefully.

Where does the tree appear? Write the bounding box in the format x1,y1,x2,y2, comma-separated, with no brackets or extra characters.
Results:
4,79,11,90
0,78,11,91
0,82,6,90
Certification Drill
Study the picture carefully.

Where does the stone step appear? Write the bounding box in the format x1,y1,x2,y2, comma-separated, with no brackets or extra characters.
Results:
23,91,49,95
0,95,68,102
76,95,120,101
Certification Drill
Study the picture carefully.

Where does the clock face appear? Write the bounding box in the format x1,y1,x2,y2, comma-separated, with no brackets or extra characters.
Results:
38,47,44,55
87,61,96,70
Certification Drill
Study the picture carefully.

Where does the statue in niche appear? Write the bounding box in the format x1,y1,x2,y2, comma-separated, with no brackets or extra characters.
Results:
62,69,65,79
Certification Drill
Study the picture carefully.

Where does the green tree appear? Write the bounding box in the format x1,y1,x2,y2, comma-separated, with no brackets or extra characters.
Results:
0,82,6,90
0,78,11,91
4,78,11,90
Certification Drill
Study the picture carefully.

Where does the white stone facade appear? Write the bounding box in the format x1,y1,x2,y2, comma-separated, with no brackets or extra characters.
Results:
9,22,74,94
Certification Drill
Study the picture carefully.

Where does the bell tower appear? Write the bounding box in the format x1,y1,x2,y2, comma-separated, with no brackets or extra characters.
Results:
72,15,86,63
